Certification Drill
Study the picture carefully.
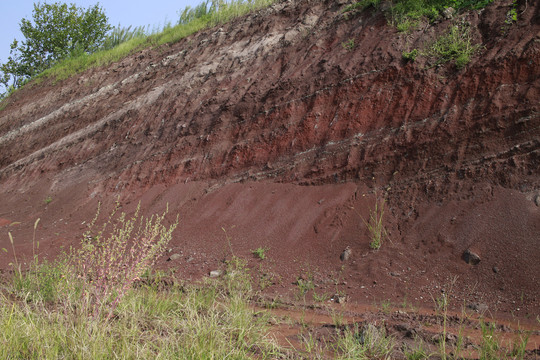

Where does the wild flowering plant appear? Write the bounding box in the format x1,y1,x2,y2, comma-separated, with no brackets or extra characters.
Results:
68,201,178,320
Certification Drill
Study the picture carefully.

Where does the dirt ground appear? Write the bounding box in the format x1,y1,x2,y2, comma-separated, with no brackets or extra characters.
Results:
0,0,539,357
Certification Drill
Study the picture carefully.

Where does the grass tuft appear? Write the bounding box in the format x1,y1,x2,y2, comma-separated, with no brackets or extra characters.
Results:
424,22,480,68
334,323,395,359
363,195,387,250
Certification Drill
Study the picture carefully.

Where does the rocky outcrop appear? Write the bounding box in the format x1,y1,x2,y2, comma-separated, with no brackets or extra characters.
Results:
0,0,538,203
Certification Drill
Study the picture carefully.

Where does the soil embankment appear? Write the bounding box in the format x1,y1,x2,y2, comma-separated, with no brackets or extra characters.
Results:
0,0,539,335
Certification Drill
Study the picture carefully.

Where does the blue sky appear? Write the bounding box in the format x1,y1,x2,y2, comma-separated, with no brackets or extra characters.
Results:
0,0,202,83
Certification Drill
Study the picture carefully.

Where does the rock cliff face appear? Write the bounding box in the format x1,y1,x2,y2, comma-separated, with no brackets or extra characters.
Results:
0,0,538,319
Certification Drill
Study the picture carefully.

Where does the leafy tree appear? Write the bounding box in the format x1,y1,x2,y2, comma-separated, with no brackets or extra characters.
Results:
1,2,111,98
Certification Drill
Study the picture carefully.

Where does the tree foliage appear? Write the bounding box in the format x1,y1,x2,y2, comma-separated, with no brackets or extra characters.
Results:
1,2,111,99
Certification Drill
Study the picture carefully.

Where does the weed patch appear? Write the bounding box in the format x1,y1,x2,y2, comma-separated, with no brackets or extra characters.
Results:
362,195,388,250
334,323,395,359
342,38,356,51
251,246,269,260
0,207,286,358
424,22,480,68
402,48,419,62
296,277,315,299
343,0,493,33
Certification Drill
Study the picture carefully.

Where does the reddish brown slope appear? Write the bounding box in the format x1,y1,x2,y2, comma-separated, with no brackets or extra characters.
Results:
0,0,539,321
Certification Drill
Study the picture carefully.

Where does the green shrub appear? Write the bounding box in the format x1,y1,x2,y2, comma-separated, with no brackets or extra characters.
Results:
343,0,381,13
402,48,419,61
251,246,269,260
385,0,494,31
424,23,480,68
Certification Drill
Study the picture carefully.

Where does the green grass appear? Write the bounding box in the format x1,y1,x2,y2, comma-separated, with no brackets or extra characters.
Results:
296,274,315,300
363,196,387,250
403,340,432,360
380,299,392,313
343,0,381,13
251,246,269,260
0,273,283,359
424,23,480,68
341,38,356,51
312,291,330,303
479,321,530,360
389,0,493,30
36,0,275,84
1,220,284,360
344,0,494,32
334,323,395,360
403,48,419,62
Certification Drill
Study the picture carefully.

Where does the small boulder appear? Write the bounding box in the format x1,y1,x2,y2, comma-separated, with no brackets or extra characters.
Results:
395,324,417,338
167,253,182,261
534,194,540,207
209,270,223,278
463,249,481,265
335,293,349,304
340,246,352,261
467,302,488,313
442,7,456,19
446,333,458,345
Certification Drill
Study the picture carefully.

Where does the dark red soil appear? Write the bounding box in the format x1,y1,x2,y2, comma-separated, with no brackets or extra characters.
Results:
0,0,539,352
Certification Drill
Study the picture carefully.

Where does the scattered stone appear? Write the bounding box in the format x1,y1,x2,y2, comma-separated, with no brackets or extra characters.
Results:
446,333,458,345
335,294,349,304
340,246,352,261
442,7,456,19
395,324,417,338
492,266,499,273
463,249,481,265
186,256,194,263
467,302,489,313
390,272,400,277
209,270,223,278
167,253,182,261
